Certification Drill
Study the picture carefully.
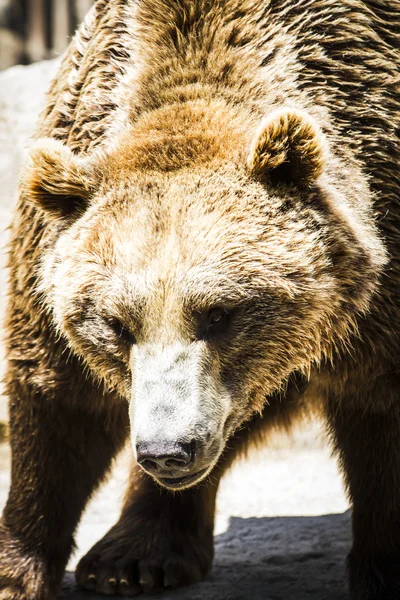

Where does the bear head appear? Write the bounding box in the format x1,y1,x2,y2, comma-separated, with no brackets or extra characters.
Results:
20,102,386,489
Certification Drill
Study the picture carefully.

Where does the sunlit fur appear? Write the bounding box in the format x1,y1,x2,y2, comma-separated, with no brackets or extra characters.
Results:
1,0,399,598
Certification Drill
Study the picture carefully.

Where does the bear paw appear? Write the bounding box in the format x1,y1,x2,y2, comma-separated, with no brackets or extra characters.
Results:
75,524,213,596
0,522,50,600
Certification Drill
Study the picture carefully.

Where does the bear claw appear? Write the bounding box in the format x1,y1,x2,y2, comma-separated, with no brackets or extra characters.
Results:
76,551,207,596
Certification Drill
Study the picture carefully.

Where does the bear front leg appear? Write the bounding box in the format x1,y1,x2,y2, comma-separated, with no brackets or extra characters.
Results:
76,462,218,596
327,378,400,600
0,377,127,600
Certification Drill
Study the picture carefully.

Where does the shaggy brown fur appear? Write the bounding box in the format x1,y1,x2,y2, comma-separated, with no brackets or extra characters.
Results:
0,0,399,599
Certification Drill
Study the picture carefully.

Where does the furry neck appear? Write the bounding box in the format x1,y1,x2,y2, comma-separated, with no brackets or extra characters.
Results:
131,0,273,118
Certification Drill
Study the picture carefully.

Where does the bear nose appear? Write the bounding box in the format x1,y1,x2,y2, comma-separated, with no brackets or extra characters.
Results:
136,440,195,473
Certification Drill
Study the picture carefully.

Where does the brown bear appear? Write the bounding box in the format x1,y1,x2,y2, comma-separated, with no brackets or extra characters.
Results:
0,0,399,598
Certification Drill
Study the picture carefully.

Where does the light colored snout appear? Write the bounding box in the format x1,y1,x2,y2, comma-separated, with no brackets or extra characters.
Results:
129,341,231,488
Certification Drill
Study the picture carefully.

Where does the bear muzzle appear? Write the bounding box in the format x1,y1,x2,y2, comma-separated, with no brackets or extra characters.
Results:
135,438,216,489
129,341,231,488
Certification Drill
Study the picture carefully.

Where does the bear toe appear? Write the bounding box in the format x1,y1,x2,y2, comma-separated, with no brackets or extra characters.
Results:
76,547,207,596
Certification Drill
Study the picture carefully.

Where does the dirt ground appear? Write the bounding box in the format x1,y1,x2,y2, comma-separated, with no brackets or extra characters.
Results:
0,60,350,599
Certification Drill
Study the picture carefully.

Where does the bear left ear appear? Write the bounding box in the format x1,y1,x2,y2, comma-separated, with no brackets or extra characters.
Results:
247,108,327,186
20,138,96,221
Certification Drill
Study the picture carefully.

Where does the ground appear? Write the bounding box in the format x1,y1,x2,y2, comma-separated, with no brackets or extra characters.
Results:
0,60,350,599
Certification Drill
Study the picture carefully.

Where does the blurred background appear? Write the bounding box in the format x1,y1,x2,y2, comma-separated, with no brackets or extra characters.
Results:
0,0,92,69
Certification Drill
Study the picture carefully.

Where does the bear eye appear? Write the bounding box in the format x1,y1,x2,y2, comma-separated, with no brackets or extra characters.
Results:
208,307,228,327
107,317,136,345
198,307,231,340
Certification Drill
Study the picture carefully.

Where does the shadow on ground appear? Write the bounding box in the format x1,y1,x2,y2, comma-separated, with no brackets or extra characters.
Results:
60,512,351,600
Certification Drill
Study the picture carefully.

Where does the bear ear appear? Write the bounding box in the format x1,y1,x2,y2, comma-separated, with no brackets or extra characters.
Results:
247,108,327,186
20,138,95,220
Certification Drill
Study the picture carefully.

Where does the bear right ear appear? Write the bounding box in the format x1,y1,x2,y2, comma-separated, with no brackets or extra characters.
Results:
247,108,327,186
20,138,95,221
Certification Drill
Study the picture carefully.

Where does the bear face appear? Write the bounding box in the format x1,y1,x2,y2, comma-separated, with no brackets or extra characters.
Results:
21,105,386,489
